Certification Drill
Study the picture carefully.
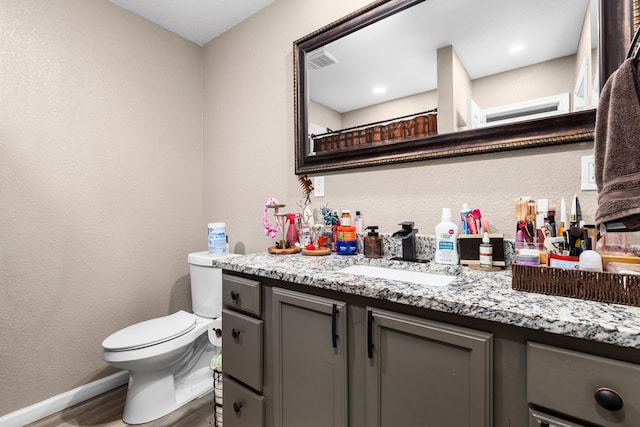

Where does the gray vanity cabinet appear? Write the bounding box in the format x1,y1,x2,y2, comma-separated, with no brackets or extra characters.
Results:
527,342,640,426
271,288,348,427
222,274,265,427
365,307,494,427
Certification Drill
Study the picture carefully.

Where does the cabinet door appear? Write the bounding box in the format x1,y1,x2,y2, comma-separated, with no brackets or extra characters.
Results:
272,288,348,427
366,307,493,427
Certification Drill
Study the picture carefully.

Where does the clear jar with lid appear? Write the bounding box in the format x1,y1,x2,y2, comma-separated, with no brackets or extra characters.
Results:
340,209,352,226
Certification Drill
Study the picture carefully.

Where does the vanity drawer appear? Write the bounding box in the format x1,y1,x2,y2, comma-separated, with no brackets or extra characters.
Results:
527,342,640,426
224,376,264,427
222,309,263,392
223,274,261,316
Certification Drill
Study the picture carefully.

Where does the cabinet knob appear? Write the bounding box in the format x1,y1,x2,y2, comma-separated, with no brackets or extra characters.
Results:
230,290,240,300
594,387,624,411
231,328,241,339
233,401,243,413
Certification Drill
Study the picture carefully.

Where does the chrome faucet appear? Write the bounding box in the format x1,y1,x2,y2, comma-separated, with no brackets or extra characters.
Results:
392,222,418,261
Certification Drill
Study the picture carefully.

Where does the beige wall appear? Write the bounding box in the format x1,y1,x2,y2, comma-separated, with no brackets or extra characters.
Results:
341,90,437,129
0,0,204,415
321,56,573,133
1,0,600,418
575,4,595,109
309,100,342,132
203,0,597,256
473,55,576,109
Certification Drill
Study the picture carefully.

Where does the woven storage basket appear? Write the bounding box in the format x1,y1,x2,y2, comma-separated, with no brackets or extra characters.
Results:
512,263,640,307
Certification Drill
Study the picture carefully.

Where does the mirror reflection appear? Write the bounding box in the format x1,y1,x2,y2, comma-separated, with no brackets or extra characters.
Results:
306,0,598,156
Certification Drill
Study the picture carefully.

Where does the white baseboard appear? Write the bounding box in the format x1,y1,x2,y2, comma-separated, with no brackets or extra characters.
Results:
0,370,129,427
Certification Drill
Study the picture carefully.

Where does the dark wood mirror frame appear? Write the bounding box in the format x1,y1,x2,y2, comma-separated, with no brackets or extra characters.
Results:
294,0,638,175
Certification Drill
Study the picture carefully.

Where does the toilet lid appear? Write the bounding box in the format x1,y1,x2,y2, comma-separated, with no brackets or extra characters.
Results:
102,310,197,351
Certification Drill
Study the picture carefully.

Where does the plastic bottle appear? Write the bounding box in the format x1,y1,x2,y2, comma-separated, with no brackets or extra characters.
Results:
285,214,299,245
435,208,459,265
460,203,471,234
354,211,363,233
479,232,493,268
340,210,352,226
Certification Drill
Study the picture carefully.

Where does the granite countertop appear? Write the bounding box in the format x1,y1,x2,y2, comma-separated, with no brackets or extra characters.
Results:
211,252,640,349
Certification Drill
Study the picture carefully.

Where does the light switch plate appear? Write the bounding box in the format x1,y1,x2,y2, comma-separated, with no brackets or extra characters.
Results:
314,176,325,197
581,155,597,191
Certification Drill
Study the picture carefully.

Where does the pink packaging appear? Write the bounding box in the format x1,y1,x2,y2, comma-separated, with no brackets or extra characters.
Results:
466,210,479,234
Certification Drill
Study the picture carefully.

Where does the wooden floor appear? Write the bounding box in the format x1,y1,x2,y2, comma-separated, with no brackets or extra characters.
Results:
26,385,217,427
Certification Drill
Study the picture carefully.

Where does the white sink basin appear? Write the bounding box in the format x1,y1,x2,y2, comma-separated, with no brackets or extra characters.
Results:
337,265,455,287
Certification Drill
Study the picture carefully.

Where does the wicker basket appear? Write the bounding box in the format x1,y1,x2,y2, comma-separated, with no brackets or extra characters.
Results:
512,263,640,307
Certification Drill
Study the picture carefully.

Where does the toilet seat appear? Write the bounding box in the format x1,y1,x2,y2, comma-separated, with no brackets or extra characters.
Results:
103,310,196,351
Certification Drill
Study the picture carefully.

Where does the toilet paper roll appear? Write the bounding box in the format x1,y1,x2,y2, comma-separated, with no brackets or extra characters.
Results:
208,317,222,347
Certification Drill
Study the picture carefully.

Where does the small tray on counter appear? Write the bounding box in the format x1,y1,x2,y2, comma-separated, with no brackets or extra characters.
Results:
512,263,640,307
301,247,331,256
267,246,300,255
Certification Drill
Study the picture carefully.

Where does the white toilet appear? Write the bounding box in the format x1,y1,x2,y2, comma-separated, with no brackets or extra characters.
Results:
102,251,235,424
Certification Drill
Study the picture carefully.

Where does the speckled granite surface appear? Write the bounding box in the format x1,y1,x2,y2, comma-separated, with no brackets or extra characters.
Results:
211,251,640,349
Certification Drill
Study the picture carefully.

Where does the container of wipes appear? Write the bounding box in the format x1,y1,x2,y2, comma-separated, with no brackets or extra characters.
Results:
208,222,227,255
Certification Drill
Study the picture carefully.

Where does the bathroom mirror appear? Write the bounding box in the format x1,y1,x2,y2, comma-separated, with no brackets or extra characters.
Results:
294,0,637,174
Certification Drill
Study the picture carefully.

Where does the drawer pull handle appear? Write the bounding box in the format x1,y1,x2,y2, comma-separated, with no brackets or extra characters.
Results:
332,304,338,349
233,401,243,413
231,328,241,339
594,387,624,411
230,290,240,301
367,310,374,359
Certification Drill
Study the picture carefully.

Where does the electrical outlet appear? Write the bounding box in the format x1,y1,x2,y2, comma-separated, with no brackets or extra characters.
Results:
314,176,325,197
581,155,597,191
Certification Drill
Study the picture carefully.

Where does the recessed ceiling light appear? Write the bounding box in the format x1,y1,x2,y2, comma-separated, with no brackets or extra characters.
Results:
373,87,386,94
509,44,525,54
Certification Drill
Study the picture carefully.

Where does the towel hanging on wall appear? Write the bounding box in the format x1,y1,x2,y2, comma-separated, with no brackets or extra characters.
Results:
594,57,640,232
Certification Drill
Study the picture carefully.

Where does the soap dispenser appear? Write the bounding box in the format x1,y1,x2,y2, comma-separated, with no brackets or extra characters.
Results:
364,226,383,258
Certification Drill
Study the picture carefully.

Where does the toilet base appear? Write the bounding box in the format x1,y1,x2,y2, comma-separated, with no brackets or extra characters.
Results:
121,335,216,424
123,367,213,424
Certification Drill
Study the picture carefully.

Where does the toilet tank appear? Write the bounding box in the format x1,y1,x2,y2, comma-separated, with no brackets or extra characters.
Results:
187,252,236,318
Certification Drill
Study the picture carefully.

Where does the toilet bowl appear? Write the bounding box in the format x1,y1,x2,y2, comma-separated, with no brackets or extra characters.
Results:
101,251,235,424
102,311,215,424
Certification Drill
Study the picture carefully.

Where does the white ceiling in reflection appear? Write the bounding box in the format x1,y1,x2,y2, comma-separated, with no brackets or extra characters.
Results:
309,0,594,113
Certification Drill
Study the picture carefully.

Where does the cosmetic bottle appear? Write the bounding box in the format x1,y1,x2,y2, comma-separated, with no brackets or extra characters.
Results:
340,210,352,226
479,232,493,268
364,226,383,258
285,214,299,246
435,208,459,265
354,211,364,233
